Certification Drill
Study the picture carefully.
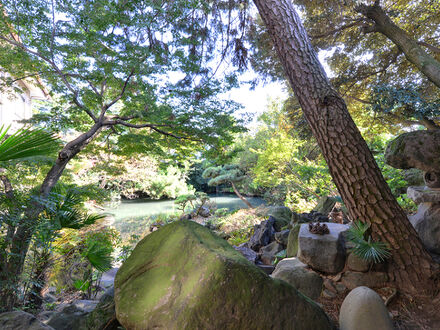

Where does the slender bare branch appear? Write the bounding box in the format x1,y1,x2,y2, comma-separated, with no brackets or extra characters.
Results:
100,69,135,118
309,20,364,39
103,119,184,139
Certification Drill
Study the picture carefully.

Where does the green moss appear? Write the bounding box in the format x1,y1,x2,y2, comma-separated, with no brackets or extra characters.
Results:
115,221,334,330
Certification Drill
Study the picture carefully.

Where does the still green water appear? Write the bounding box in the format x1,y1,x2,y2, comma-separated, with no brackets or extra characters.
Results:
105,194,265,222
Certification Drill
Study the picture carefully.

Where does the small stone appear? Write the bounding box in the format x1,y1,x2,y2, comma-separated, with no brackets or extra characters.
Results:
286,223,300,257
86,287,121,330
47,301,96,330
335,283,347,294
234,244,258,263
339,286,393,330
260,241,283,265
409,202,440,253
322,289,336,299
323,279,337,294
0,311,54,330
274,229,290,246
272,258,323,300
257,264,275,275
248,217,275,251
313,196,337,215
347,253,370,272
341,271,388,290
267,206,292,231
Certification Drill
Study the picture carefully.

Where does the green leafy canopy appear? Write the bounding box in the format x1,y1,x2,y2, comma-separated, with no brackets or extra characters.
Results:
0,0,250,157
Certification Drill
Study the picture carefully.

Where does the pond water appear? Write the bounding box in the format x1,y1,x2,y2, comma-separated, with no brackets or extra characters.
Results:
105,194,266,222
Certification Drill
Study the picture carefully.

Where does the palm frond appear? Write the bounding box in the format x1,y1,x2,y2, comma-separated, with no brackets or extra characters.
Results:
347,220,370,243
351,238,392,264
0,125,59,162
83,241,113,272
348,221,391,264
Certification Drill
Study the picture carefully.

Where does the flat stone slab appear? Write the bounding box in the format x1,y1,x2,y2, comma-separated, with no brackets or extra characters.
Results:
298,223,349,274
407,186,440,204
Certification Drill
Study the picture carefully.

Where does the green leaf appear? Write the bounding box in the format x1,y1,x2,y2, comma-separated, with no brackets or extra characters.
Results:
83,241,112,272
0,125,59,162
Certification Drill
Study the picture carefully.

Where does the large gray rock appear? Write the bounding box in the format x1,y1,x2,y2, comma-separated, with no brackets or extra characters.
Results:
339,286,393,330
385,130,440,173
0,311,54,330
260,241,283,265
286,223,301,257
248,217,275,251
272,258,323,300
409,202,440,253
115,220,334,330
341,271,388,290
298,223,349,274
267,206,292,231
407,186,440,204
86,287,120,330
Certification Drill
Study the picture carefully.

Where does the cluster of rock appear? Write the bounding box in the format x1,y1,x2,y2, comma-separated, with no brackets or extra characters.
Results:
0,200,397,329
228,200,389,303
385,130,440,255
233,205,335,272
14,268,121,330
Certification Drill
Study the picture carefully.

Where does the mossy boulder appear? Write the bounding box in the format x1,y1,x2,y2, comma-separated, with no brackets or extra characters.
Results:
267,206,292,231
385,130,440,172
115,220,333,330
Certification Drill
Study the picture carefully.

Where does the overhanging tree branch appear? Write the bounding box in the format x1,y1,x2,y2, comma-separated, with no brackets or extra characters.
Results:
0,35,98,122
355,2,440,89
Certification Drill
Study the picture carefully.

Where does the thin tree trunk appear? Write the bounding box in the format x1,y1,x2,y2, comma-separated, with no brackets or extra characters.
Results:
356,2,440,89
231,181,253,208
253,0,436,293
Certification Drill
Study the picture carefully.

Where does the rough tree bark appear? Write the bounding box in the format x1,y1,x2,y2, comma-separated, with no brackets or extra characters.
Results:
355,1,440,89
253,0,437,293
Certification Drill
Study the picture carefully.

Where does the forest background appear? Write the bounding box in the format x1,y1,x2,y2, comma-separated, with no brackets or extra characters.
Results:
0,0,438,312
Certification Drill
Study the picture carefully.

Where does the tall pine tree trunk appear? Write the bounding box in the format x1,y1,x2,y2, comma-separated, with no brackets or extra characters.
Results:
253,0,436,293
